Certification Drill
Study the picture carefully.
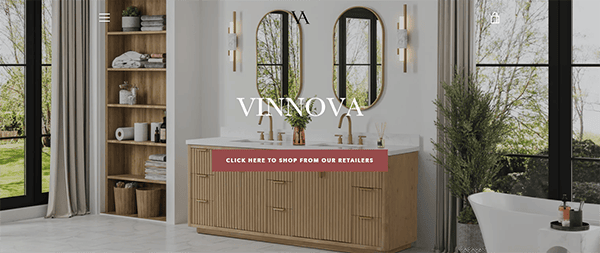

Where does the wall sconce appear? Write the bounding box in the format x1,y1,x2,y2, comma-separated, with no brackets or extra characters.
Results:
228,11,237,71
397,4,408,73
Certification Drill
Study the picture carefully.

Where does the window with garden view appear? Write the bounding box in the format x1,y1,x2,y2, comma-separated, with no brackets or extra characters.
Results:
0,0,52,210
476,0,600,204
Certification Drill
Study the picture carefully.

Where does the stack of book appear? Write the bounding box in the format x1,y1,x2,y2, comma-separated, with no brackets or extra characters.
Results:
145,154,166,181
146,53,165,68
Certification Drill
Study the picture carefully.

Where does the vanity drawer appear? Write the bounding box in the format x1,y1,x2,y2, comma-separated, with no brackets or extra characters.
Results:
190,147,213,174
266,178,294,208
352,172,384,188
351,215,382,247
352,186,383,218
190,173,214,200
190,198,215,227
266,205,296,236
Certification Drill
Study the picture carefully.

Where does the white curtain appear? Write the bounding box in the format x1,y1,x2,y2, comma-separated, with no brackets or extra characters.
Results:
46,0,90,218
435,0,475,252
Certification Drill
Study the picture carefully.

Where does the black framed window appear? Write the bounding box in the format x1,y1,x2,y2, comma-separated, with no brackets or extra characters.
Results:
257,11,290,98
334,8,381,107
0,0,52,210
476,0,600,203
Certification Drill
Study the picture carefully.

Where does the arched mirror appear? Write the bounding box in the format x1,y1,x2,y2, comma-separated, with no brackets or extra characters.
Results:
256,10,302,104
333,7,384,110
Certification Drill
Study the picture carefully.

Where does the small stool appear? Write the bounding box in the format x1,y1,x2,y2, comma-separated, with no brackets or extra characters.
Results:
538,225,600,253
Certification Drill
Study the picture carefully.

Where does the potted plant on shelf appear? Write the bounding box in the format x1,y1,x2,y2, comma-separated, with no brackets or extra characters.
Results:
284,98,316,146
432,72,510,253
121,6,141,32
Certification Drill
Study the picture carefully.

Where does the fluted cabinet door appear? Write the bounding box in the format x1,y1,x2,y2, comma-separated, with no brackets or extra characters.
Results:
214,171,242,229
240,172,267,232
321,172,352,243
294,172,322,239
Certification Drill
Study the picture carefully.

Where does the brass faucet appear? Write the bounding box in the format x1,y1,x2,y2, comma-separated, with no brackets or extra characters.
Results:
258,111,274,141
338,113,353,145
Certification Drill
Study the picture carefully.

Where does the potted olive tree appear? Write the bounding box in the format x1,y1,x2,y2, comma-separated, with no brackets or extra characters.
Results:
433,72,510,253
122,6,141,32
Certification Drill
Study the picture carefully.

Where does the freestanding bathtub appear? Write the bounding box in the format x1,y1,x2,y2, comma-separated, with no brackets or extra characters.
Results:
469,192,600,253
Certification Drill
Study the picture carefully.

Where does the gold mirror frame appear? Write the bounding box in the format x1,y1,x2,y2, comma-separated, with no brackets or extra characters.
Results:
332,6,385,110
256,10,303,106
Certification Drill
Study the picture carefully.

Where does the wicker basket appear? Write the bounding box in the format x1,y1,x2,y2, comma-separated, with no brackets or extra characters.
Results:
136,188,161,218
114,187,136,215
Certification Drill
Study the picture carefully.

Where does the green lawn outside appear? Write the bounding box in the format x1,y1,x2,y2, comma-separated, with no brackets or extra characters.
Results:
0,142,50,198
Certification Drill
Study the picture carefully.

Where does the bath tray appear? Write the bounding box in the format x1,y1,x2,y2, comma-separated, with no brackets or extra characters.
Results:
550,221,590,231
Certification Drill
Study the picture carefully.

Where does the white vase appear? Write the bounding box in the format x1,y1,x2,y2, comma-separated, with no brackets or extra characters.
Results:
122,16,140,31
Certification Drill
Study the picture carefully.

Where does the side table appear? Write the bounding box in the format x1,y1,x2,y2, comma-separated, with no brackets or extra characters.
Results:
538,225,600,253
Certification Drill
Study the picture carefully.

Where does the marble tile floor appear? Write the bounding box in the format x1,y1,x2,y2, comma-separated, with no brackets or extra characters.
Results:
1,215,431,252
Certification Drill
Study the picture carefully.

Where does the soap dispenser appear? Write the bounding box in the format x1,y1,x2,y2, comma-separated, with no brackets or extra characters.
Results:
558,194,571,223
119,81,132,105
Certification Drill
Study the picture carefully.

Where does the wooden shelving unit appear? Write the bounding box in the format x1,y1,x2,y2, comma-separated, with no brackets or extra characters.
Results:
104,0,167,222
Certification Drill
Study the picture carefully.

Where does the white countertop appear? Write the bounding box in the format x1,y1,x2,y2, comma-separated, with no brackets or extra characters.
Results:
186,137,419,156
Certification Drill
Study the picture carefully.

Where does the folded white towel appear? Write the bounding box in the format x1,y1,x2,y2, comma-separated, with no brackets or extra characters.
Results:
148,58,165,63
141,26,165,31
145,174,166,181
149,154,166,162
112,51,147,68
141,21,165,26
141,15,165,21
145,160,166,168
145,62,165,68
145,168,167,175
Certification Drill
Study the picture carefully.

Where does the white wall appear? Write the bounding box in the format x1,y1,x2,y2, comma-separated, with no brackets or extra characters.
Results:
166,0,219,224
210,0,439,249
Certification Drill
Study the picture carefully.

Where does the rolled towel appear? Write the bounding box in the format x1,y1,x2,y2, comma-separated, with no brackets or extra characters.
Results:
141,21,165,26
149,154,166,162
141,26,165,31
141,15,165,21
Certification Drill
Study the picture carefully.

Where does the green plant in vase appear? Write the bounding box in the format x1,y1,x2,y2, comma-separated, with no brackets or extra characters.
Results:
432,71,511,252
284,98,316,146
121,6,141,32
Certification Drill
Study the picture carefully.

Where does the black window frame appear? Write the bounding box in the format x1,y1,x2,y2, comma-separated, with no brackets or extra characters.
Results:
257,11,290,98
476,0,599,201
1,0,49,210
335,7,380,107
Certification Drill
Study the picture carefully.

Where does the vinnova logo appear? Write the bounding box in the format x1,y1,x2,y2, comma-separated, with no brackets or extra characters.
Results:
237,97,364,117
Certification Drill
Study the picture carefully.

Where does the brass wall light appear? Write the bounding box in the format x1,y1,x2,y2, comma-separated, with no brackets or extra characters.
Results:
397,4,408,73
228,11,238,71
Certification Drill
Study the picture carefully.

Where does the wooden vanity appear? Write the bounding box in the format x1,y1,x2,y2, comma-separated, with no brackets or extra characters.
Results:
187,144,418,253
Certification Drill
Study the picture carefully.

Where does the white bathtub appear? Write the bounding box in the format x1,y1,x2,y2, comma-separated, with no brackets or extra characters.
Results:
469,192,600,253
